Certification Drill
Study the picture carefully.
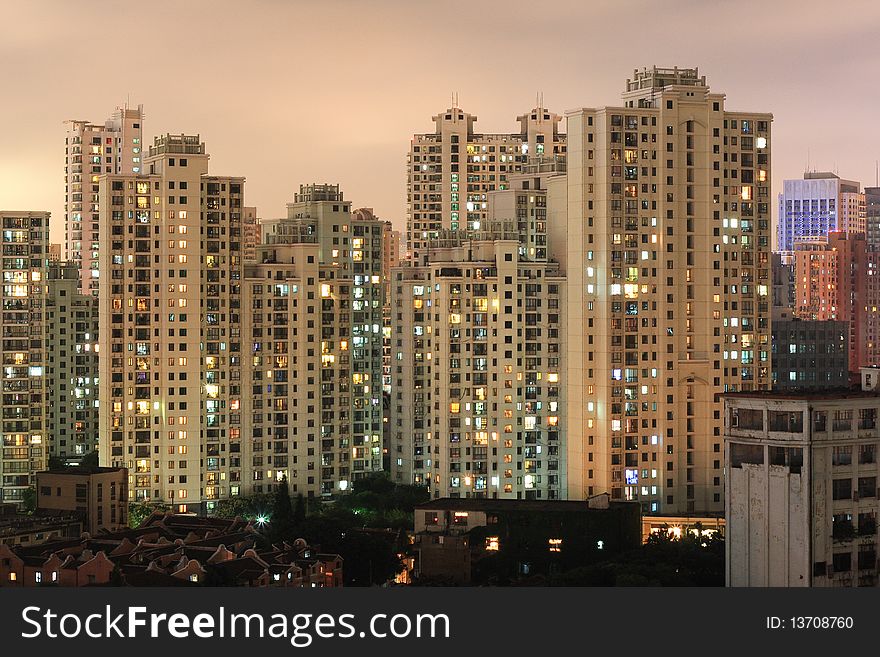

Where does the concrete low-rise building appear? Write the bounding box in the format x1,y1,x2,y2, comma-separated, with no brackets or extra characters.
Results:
36,467,127,534
413,495,641,584
725,367,880,586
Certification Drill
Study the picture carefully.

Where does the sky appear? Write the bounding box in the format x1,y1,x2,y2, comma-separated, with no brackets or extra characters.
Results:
2,0,880,244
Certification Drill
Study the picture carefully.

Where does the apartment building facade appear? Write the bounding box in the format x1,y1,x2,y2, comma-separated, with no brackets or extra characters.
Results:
97,134,245,514
550,66,773,514
64,105,144,296
242,185,386,498
725,371,880,586
391,224,565,500
407,103,566,263
46,262,99,462
0,211,49,507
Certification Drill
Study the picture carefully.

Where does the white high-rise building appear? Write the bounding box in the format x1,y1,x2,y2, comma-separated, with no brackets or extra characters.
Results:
64,105,144,296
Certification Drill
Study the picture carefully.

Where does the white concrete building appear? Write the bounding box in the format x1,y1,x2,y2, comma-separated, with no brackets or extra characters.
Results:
725,369,880,586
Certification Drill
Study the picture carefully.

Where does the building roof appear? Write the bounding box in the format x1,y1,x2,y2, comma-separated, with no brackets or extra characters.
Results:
415,497,637,513
38,466,126,476
723,387,880,401
2,512,342,587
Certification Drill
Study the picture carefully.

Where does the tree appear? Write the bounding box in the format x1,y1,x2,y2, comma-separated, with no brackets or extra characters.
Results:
128,502,169,529
270,476,294,542
80,451,99,468
48,456,66,471
339,530,403,586
293,493,306,525
21,487,36,514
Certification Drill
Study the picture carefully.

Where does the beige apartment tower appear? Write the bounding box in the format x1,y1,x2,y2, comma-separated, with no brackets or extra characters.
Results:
98,135,245,514
0,211,49,507
242,185,386,498
550,66,773,514
390,222,565,499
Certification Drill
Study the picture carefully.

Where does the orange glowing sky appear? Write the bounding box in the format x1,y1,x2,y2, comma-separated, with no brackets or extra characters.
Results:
2,0,879,244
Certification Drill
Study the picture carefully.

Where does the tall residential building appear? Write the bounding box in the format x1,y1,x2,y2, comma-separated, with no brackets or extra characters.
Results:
550,66,773,514
243,185,385,498
64,105,144,296
406,103,566,263
48,244,62,263
46,261,99,462
0,211,49,507
725,370,880,587
98,134,245,514
777,172,864,253
390,222,565,499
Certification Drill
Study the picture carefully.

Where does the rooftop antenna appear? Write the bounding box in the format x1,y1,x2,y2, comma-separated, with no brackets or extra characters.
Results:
875,160,878,187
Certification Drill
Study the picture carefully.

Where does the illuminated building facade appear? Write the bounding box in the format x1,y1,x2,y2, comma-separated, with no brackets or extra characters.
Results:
243,185,385,498
46,261,99,462
64,105,144,296
0,211,48,507
551,66,773,514
391,223,565,499
793,231,872,372
407,103,566,263
778,172,864,253
98,134,245,514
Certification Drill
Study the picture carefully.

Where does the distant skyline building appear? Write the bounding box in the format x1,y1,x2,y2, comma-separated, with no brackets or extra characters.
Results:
0,211,49,508
792,231,874,372
241,205,261,262
551,66,773,514
777,172,864,252
64,105,144,296
406,103,566,263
